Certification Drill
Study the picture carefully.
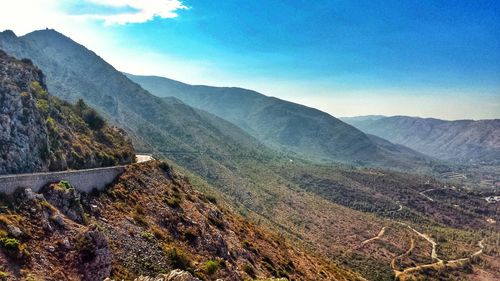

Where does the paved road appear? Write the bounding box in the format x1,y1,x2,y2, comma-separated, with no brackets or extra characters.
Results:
136,154,154,163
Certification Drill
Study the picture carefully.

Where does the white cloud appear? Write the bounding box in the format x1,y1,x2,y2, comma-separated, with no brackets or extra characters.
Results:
76,0,188,24
0,0,187,34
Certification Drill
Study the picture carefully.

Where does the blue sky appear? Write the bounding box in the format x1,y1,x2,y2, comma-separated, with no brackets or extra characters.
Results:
1,0,499,119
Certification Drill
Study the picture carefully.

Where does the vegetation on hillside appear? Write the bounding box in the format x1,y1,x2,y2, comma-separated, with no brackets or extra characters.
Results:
0,162,361,280
30,81,135,170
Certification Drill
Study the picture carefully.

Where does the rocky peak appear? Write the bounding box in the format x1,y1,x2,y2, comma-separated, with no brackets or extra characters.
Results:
0,30,17,40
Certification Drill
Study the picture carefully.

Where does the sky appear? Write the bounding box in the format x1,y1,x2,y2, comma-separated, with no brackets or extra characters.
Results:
0,0,499,120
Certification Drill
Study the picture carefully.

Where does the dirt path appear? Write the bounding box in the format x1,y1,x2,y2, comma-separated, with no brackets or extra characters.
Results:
394,223,485,280
361,226,387,245
399,223,441,262
419,187,457,202
391,238,415,271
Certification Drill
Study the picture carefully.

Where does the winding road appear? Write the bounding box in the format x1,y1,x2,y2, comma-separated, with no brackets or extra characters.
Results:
393,223,486,280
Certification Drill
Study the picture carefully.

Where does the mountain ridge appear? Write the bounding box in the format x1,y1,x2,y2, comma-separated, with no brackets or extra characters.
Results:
125,73,436,170
342,115,500,164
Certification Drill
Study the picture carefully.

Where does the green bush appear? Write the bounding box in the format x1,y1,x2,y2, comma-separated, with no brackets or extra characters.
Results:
31,81,48,99
82,108,105,130
74,99,105,130
166,247,191,270
36,99,49,116
242,262,256,277
46,117,58,133
59,180,72,190
204,260,219,275
0,237,21,254
140,231,155,242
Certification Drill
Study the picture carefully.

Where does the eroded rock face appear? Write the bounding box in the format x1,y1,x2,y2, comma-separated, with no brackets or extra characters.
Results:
78,226,112,281
0,50,50,174
42,182,86,224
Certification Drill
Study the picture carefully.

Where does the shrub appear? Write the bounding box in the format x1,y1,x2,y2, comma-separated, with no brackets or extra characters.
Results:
140,231,155,242
0,271,8,281
39,143,50,161
0,237,21,254
205,195,218,204
45,117,58,133
150,224,168,240
82,108,105,130
74,99,87,116
165,246,190,270
21,58,33,65
58,180,72,190
165,197,181,208
36,99,49,116
204,260,220,275
31,81,48,99
132,212,148,227
242,262,256,277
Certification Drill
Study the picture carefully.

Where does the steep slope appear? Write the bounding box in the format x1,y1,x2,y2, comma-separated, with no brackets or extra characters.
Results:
0,161,361,280
0,50,134,175
342,116,500,164
0,29,276,177
125,74,434,169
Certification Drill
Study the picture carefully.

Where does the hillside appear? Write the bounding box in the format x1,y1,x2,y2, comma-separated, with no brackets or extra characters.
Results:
0,161,360,280
0,29,283,176
125,74,434,170
1,29,498,280
342,116,500,164
0,50,134,175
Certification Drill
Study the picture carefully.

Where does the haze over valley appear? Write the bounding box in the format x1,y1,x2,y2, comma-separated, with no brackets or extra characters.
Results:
0,1,498,281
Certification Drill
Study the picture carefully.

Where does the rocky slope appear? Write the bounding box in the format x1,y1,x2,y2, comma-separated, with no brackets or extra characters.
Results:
0,161,360,280
125,73,434,170
0,50,134,175
342,116,500,164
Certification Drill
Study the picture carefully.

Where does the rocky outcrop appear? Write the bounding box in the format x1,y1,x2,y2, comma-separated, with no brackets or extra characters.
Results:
78,226,112,281
110,270,202,281
0,50,135,175
41,181,86,224
0,50,50,174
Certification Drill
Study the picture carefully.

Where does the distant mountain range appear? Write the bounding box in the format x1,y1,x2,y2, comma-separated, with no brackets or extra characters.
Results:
342,116,500,164
1,29,498,280
125,73,434,169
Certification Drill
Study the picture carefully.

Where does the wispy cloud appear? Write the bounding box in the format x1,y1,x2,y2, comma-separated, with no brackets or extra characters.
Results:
67,0,188,25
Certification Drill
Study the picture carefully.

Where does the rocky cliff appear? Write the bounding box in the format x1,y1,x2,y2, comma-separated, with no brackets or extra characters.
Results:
0,50,134,175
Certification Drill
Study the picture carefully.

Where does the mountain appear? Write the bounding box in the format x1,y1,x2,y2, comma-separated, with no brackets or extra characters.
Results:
0,29,276,175
0,50,134,175
1,29,498,280
341,116,500,164
125,74,435,169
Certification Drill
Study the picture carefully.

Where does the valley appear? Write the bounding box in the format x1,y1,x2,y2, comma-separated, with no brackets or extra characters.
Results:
0,28,498,281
